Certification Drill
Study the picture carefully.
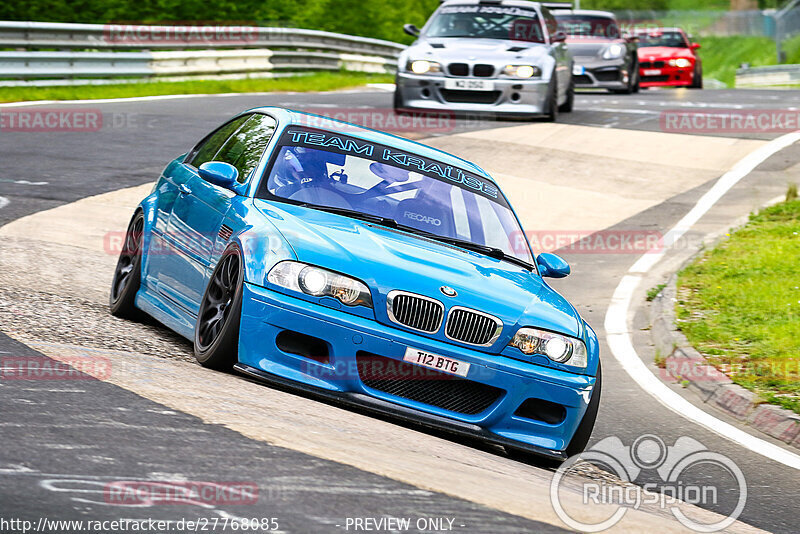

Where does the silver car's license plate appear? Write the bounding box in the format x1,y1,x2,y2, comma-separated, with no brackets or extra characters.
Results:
403,347,470,377
443,79,494,91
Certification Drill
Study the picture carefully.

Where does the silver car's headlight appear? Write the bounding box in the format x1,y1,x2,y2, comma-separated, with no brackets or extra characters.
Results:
267,261,372,308
407,60,443,75
601,43,625,59
503,65,542,78
509,327,588,368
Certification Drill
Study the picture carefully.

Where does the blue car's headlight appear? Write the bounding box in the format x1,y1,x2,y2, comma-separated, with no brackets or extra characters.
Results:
267,261,373,308
509,327,588,368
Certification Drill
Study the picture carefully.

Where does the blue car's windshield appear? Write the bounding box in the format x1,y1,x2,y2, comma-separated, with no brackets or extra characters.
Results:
259,127,532,264
425,4,544,42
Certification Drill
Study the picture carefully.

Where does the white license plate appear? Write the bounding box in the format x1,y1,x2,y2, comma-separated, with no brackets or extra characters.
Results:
403,347,470,377
643,69,662,76
443,79,494,91
572,65,585,75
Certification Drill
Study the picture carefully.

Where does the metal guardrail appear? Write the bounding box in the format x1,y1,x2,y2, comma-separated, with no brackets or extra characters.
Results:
0,21,405,85
735,64,800,87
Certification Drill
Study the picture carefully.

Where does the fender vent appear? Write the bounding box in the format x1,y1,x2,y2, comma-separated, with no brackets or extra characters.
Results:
218,225,233,242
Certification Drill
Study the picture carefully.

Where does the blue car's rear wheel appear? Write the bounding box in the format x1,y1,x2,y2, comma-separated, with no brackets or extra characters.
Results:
194,244,243,370
109,211,144,320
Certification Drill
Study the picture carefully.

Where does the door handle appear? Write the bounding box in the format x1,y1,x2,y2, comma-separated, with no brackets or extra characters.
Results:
178,184,192,195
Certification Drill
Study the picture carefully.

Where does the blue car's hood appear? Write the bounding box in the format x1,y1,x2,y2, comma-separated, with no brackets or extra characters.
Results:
255,201,581,339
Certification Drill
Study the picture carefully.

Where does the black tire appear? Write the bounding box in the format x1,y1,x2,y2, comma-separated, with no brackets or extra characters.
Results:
611,63,637,94
109,211,145,320
689,66,703,89
541,75,558,122
393,87,408,115
506,360,602,465
564,360,602,457
194,244,244,371
558,75,575,113
631,63,640,94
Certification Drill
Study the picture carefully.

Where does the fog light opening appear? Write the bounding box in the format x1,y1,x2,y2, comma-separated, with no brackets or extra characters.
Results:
510,92,521,103
421,88,431,98
276,330,330,364
514,398,566,424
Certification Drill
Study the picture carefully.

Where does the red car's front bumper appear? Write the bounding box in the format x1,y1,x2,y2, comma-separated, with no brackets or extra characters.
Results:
639,65,695,87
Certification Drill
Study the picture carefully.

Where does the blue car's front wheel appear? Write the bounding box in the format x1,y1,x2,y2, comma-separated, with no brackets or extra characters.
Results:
110,211,144,320
194,244,243,370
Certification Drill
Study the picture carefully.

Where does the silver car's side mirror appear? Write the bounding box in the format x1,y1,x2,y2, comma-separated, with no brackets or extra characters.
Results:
404,24,420,37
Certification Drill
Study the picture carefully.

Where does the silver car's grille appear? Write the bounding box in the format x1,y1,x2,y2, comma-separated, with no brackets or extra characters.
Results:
447,63,495,77
445,308,502,346
387,291,444,333
473,64,494,77
448,62,469,76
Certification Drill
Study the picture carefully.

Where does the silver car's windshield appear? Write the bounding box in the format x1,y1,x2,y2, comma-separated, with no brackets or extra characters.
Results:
554,14,620,39
259,127,533,264
425,4,544,43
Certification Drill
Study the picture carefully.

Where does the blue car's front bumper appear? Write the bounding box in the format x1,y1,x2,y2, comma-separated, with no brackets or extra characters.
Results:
237,283,596,458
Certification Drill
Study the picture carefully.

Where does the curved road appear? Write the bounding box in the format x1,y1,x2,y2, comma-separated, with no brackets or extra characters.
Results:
1,87,799,532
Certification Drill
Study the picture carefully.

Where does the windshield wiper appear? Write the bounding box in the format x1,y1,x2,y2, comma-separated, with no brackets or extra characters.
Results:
435,236,534,270
298,203,534,271
397,227,535,271
299,203,399,229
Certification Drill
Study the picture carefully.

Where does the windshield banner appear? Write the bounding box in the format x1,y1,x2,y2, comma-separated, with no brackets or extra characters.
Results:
277,127,505,205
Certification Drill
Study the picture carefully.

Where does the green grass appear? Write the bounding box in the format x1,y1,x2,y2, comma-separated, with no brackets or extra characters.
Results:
697,34,800,87
0,72,394,103
676,200,800,414
647,283,667,302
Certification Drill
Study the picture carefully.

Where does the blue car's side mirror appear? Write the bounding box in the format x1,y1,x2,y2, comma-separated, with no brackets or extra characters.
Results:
198,161,239,190
537,253,570,278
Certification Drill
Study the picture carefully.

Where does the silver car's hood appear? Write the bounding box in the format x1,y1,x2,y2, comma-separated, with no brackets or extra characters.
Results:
407,37,550,64
565,38,619,58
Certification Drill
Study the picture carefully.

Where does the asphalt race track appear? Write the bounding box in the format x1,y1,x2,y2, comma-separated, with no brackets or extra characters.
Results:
1,87,799,533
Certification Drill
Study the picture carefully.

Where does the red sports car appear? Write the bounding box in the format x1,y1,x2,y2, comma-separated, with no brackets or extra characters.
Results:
634,27,702,88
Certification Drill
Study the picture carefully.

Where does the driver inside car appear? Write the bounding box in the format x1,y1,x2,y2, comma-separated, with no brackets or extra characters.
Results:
271,147,346,196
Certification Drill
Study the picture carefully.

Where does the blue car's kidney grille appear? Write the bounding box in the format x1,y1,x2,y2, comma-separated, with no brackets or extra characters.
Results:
388,292,444,333
445,308,501,346
356,352,504,415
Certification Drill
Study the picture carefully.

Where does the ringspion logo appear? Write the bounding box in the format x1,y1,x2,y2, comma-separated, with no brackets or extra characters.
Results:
550,434,747,532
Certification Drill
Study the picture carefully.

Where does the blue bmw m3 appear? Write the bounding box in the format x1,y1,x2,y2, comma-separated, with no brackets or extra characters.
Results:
110,107,601,462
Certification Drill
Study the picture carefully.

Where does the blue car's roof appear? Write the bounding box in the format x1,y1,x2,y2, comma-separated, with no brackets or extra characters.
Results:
246,106,494,182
